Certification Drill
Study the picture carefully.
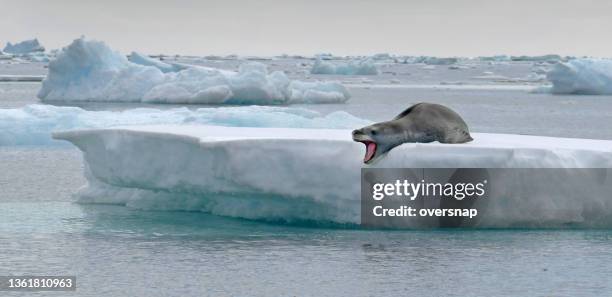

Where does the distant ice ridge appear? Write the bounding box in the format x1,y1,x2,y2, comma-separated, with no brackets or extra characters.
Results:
420,57,458,65
55,125,612,227
3,38,45,54
511,54,563,63
546,58,612,95
311,58,379,75
370,53,393,61
396,56,459,65
38,38,350,104
0,105,371,146
478,55,511,62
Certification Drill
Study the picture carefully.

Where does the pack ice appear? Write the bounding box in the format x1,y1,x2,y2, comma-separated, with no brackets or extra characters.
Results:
55,125,612,228
37,38,350,104
547,58,612,95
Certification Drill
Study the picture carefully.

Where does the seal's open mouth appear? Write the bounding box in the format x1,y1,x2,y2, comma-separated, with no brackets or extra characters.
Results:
352,129,378,163
361,141,377,163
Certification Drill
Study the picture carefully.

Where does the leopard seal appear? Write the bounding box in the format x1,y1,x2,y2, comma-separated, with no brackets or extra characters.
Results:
352,102,473,164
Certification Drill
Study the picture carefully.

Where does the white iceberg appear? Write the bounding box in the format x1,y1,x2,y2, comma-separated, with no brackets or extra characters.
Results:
547,58,612,95
38,38,350,104
0,104,369,146
3,38,45,54
55,125,612,227
311,58,379,75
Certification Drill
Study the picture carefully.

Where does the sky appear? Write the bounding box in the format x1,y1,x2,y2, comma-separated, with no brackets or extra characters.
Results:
1,0,612,57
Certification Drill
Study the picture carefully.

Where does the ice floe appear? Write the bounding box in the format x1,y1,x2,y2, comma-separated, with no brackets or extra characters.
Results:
37,38,350,104
420,57,458,65
0,75,45,82
310,58,379,75
448,65,470,70
24,52,51,62
55,125,612,227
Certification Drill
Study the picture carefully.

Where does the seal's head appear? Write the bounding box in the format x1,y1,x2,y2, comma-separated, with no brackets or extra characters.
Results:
352,121,406,164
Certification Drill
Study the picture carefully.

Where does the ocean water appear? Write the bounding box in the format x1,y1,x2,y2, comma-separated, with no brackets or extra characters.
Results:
2,61,612,296
3,201,612,296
